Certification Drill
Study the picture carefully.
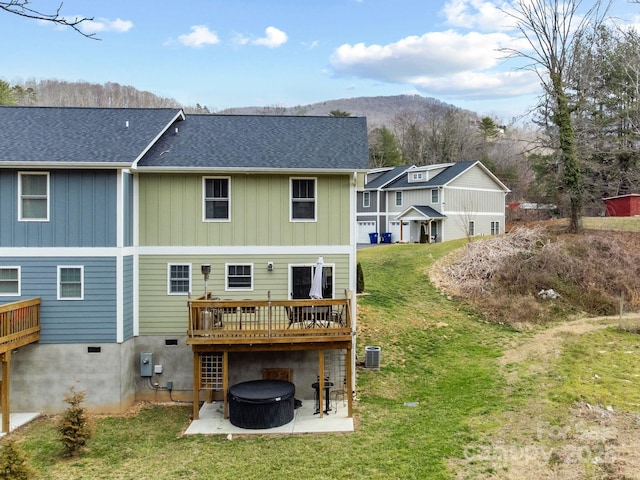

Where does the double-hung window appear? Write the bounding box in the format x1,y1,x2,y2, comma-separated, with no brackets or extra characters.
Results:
431,189,439,204
395,191,403,207
203,177,230,221
19,172,49,221
363,191,370,208
57,266,83,300
491,221,500,235
291,178,316,221
168,264,191,295
468,221,475,236
0,267,20,296
226,264,253,291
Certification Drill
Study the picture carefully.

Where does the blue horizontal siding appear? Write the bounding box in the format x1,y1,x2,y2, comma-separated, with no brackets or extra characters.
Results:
0,257,117,343
123,256,134,340
0,169,117,248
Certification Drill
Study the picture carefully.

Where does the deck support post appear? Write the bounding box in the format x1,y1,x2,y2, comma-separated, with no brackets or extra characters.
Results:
223,351,229,419
346,345,353,417
192,352,200,420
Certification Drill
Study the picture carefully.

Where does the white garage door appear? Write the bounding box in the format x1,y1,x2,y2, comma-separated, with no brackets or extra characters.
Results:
389,221,410,243
357,221,377,243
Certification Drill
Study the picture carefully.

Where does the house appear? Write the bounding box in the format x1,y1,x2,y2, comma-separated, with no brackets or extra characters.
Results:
357,161,510,243
603,194,640,217
0,106,368,419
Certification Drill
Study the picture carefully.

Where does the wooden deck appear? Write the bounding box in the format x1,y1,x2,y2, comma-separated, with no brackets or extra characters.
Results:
186,295,354,421
0,298,41,433
187,297,352,348
0,298,41,355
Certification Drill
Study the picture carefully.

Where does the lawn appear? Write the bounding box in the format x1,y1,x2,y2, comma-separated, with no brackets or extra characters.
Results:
12,238,640,479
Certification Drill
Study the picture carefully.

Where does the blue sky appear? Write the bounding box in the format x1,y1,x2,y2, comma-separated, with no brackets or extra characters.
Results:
1,0,639,122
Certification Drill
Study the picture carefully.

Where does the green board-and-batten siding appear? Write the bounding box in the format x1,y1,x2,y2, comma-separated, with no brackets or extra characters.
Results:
138,174,351,247
137,253,351,335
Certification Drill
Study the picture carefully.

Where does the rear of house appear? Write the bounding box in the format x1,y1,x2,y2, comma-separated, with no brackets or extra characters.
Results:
0,107,368,414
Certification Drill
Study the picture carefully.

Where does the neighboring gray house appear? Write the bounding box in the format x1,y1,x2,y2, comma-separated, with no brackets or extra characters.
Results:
357,161,510,243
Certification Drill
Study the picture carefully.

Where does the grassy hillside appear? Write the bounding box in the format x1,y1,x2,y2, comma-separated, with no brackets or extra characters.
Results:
10,236,640,479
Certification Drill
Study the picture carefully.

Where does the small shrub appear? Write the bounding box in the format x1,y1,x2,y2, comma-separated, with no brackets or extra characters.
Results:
0,438,36,480
58,386,93,457
357,262,365,293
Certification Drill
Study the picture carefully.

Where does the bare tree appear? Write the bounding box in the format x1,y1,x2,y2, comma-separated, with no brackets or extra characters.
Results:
502,0,612,233
0,1,97,39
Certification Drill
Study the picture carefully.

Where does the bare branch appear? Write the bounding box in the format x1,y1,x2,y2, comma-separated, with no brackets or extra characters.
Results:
0,1,99,40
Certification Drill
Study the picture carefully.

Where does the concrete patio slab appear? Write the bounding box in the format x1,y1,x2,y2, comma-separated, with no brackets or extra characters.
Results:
0,413,41,436
184,399,353,436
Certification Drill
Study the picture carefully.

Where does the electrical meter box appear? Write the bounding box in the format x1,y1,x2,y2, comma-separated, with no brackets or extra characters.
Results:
140,353,153,377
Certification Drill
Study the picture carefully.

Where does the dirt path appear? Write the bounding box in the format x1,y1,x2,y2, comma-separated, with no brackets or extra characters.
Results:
454,314,640,479
499,316,626,384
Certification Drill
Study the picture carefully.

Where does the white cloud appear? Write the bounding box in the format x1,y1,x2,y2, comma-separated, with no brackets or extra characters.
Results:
79,17,133,34
329,27,537,100
177,25,220,48
252,26,288,48
331,30,513,78
441,0,514,32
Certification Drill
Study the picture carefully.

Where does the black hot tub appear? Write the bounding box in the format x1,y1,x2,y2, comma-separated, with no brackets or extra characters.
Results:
228,379,295,429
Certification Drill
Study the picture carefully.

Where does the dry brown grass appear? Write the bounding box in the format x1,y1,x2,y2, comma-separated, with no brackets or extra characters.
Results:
432,225,640,327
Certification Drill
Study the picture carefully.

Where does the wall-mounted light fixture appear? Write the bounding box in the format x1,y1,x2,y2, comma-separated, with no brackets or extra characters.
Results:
267,262,274,272
201,264,211,298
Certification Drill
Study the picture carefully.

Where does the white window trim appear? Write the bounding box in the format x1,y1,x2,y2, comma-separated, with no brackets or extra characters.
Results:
0,266,21,297
431,189,439,204
491,221,500,235
18,171,50,222
290,177,317,222
288,263,336,299
362,191,370,208
202,176,231,222
57,265,84,301
167,263,192,295
225,263,254,291
395,191,403,207
411,172,424,181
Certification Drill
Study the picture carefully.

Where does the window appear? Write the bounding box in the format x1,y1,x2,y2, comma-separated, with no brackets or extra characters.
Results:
291,178,316,221
168,264,191,295
491,221,500,235
57,266,83,300
363,191,370,208
468,221,475,236
411,172,424,181
395,191,403,207
19,172,49,221
203,177,230,221
0,267,20,296
226,264,253,290
431,189,439,203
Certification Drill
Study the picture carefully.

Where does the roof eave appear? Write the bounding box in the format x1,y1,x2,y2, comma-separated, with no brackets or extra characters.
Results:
0,161,131,169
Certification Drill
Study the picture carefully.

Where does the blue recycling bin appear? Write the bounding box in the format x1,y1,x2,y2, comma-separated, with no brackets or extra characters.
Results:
368,232,378,244
381,232,392,243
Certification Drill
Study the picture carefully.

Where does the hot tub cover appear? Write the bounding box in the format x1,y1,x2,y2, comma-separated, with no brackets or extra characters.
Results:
228,380,296,429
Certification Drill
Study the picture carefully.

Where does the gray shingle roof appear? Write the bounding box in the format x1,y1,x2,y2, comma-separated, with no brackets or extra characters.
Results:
138,114,369,170
0,106,182,165
404,205,446,218
386,161,477,189
364,165,411,189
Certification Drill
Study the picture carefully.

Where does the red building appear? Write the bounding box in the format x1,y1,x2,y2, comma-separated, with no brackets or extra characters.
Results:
603,194,640,216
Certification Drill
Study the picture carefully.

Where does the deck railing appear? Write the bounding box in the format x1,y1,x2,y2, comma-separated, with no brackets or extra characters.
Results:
0,298,41,354
187,296,352,342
